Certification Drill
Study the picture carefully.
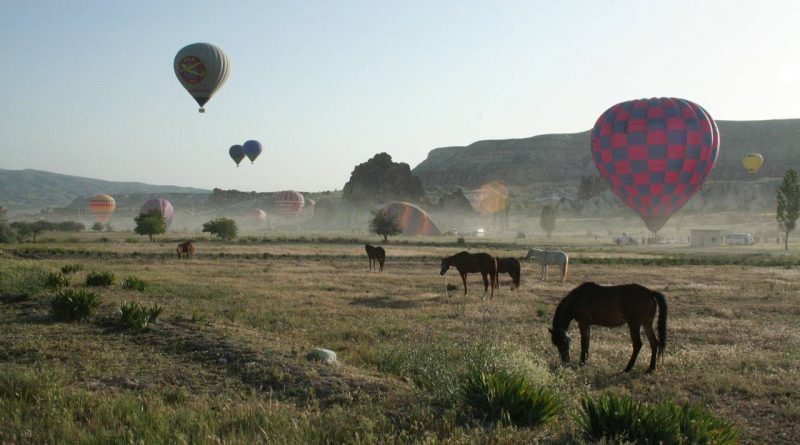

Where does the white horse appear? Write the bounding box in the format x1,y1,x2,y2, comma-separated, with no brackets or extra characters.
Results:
524,248,569,282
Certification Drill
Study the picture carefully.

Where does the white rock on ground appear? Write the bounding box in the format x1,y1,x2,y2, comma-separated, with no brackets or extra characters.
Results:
307,348,337,365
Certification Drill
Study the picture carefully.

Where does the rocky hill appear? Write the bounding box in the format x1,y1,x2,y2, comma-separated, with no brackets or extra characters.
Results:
0,169,208,210
412,119,800,187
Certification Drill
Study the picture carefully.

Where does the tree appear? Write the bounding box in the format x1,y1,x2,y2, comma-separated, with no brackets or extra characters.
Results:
540,205,557,238
10,221,54,242
91,222,104,232
777,169,800,251
343,153,427,205
370,209,402,241
134,209,166,242
0,206,16,243
202,217,238,241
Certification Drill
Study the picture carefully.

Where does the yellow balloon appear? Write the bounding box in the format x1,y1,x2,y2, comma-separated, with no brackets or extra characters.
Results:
742,153,764,174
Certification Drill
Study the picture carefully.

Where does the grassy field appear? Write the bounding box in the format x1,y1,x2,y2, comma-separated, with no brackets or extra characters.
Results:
1,234,798,444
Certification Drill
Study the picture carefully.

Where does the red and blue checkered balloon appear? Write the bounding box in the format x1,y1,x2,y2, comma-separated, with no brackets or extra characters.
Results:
591,98,720,233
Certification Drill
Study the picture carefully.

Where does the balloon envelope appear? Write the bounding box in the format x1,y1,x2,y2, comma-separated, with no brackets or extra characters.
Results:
274,191,304,217
242,140,262,163
139,198,174,228
89,194,116,223
742,153,764,174
378,202,441,236
591,97,720,233
174,43,230,112
247,208,267,222
229,145,245,166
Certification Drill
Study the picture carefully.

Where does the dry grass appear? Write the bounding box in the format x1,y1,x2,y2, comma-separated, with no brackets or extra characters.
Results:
1,238,798,443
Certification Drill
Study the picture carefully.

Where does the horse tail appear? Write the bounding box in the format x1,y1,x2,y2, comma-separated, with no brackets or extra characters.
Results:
492,256,498,290
653,291,668,359
513,260,520,289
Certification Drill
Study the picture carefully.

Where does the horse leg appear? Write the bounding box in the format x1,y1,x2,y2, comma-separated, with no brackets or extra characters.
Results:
480,272,489,300
579,322,590,364
461,273,468,295
624,323,643,373
644,322,659,372
540,264,545,281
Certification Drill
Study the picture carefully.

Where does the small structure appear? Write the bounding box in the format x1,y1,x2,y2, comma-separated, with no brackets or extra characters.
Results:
690,229,723,248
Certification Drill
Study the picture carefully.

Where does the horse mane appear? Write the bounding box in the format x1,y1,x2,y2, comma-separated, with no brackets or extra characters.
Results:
553,282,599,329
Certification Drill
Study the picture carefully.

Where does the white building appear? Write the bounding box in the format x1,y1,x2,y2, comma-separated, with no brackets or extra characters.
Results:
690,229,723,248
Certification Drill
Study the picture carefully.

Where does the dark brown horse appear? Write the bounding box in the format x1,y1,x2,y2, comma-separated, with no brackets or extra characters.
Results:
496,257,521,290
365,244,385,272
440,251,498,300
176,241,194,259
549,282,667,373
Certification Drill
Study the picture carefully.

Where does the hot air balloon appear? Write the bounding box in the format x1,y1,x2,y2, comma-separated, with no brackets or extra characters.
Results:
274,191,304,217
174,43,230,113
378,202,441,236
229,145,245,167
591,98,720,233
243,140,262,164
88,194,116,223
742,153,764,174
139,198,174,228
247,208,267,223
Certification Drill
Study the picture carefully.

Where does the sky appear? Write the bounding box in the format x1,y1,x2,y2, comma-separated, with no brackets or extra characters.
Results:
1,0,800,192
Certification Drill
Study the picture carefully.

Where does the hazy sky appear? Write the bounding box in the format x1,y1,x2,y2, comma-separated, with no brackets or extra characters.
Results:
1,1,799,192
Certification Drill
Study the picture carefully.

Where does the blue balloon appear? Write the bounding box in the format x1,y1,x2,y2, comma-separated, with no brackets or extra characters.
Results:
242,140,262,164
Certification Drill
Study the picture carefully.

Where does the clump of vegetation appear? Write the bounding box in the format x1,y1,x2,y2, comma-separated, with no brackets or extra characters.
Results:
91,222,104,232
134,209,166,242
456,237,466,245
85,271,116,287
118,301,163,332
190,309,208,323
369,209,402,241
540,204,557,238
122,276,147,291
50,289,101,321
462,368,560,428
43,271,71,289
776,168,799,250
60,264,84,274
9,220,85,242
202,217,238,240
578,393,738,445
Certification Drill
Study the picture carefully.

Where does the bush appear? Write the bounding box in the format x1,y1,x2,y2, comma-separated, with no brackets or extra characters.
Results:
122,276,147,291
456,237,466,245
118,301,163,332
85,271,116,287
50,289,101,321
578,393,738,445
462,368,560,428
43,271,71,289
60,264,84,274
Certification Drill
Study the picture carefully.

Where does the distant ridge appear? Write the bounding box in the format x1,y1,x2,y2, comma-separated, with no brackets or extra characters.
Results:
0,169,209,210
412,119,800,187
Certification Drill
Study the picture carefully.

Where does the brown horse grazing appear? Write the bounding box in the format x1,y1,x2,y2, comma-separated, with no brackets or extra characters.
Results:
364,244,386,272
440,251,498,300
495,257,521,290
176,241,194,259
549,282,667,373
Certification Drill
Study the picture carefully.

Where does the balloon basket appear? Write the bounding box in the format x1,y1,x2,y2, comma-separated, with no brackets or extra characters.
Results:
199,108,205,113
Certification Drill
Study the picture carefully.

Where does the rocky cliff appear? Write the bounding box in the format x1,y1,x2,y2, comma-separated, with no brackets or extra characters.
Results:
412,119,800,187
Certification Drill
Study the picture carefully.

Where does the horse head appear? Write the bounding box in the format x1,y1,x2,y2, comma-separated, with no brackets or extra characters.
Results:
440,258,450,275
548,327,571,363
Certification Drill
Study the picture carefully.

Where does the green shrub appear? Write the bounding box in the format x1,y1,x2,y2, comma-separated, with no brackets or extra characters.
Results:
190,309,208,323
119,301,163,332
462,368,560,427
85,271,116,287
122,276,147,291
50,289,101,321
578,393,738,445
60,264,84,274
43,271,71,289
